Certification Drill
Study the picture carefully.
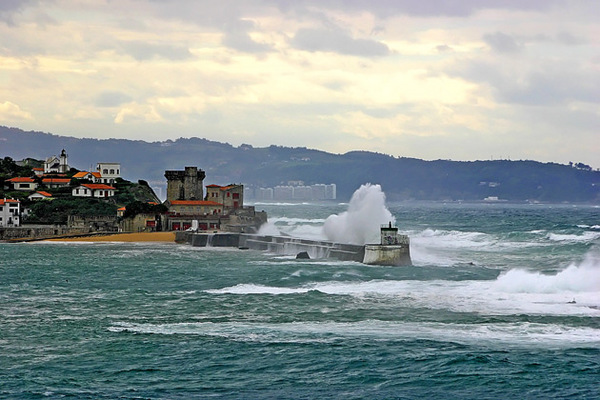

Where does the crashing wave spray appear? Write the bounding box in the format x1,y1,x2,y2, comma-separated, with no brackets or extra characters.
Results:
323,184,395,245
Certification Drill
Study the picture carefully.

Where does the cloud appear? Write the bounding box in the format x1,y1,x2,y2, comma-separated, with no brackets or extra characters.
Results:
272,0,561,18
291,28,390,56
0,0,38,24
95,92,133,108
118,41,192,61
0,101,32,120
483,32,520,54
221,19,273,53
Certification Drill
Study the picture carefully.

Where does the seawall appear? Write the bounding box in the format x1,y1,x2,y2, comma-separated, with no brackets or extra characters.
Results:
177,232,410,265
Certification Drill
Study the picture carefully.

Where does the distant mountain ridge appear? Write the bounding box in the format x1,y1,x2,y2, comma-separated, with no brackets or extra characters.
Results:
1,126,598,202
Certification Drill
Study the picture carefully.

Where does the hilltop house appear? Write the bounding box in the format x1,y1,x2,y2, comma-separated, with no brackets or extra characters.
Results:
96,162,121,184
7,177,38,192
42,178,71,188
0,199,21,227
28,191,53,201
73,171,102,182
72,183,116,198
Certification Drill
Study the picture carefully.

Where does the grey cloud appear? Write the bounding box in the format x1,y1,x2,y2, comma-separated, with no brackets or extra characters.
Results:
271,0,561,18
455,60,600,106
483,32,520,54
95,91,133,107
221,19,273,53
291,28,390,57
222,32,272,53
0,0,39,24
119,41,192,61
501,68,600,105
556,32,584,46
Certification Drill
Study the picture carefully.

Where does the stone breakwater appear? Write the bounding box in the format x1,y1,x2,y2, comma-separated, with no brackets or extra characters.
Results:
177,232,411,265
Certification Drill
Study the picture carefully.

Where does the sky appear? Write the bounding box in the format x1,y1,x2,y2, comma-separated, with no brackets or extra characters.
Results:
0,0,598,167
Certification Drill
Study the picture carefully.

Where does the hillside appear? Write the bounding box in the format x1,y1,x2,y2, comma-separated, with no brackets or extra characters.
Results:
1,126,598,202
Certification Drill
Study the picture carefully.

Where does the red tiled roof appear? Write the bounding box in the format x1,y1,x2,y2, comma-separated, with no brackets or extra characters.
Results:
32,191,53,197
7,177,35,183
33,167,44,171
43,178,71,183
81,184,116,190
0,199,20,205
117,207,126,211
206,184,222,188
170,200,223,206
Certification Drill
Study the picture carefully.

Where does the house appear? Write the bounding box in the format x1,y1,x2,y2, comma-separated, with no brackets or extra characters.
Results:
205,184,244,209
42,178,71,188
32,167,44,177
0,198,21,227
73,171,102,183
28,191,53,201
44,149,69,174
96,162,121,184
72,183,116,198
6,177,38,192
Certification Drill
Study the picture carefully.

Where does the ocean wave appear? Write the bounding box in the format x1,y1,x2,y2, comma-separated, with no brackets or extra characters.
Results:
547,231,600,242
204,270,599,317
107,320,600,348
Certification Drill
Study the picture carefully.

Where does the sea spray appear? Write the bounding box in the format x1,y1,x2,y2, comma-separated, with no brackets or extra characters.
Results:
493,249,600,293
323,184,394,245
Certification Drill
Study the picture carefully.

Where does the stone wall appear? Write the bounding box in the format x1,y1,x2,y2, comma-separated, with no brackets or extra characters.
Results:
0,226,88,241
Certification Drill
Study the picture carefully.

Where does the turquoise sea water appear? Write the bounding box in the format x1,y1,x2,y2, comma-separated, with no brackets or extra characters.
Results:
1,202,599,399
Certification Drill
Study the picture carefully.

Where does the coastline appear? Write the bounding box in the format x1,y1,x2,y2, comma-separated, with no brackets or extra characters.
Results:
46,232,176,243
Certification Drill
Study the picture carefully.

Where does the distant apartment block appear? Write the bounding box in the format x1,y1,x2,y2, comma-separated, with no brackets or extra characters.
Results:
245,183,336,201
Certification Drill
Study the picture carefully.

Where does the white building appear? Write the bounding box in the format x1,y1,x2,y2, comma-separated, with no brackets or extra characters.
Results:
6,177,38,192
72,183,116,198
96,163,121,184
0,199,21,227
28,191,53,201
44,149,69,174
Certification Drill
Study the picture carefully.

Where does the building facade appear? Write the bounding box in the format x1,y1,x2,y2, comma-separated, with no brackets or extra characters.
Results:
96,163,121,184
0,199,21,227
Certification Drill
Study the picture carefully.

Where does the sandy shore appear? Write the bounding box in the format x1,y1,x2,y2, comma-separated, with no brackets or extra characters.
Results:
47,232,177,242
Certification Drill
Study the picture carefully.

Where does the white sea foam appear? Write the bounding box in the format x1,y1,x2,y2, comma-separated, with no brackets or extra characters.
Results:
206,251,600,316
108,320,600,348
323,184,394,245
547,231,600,242
494,250,600,293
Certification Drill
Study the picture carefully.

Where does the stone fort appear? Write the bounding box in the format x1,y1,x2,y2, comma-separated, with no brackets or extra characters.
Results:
164,166,206,201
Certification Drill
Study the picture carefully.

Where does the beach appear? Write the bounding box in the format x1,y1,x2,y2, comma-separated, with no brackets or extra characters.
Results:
47,231,176,242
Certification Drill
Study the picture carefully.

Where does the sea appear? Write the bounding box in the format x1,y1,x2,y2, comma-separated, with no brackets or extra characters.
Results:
1,197,599,399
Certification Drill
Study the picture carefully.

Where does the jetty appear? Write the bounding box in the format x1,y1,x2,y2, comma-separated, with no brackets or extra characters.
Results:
177,223,411,266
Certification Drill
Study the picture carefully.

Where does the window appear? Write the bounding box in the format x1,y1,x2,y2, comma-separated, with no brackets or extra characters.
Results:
103,169,108,174
117,169,120,174
110,169,114,174
76,189,79,194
